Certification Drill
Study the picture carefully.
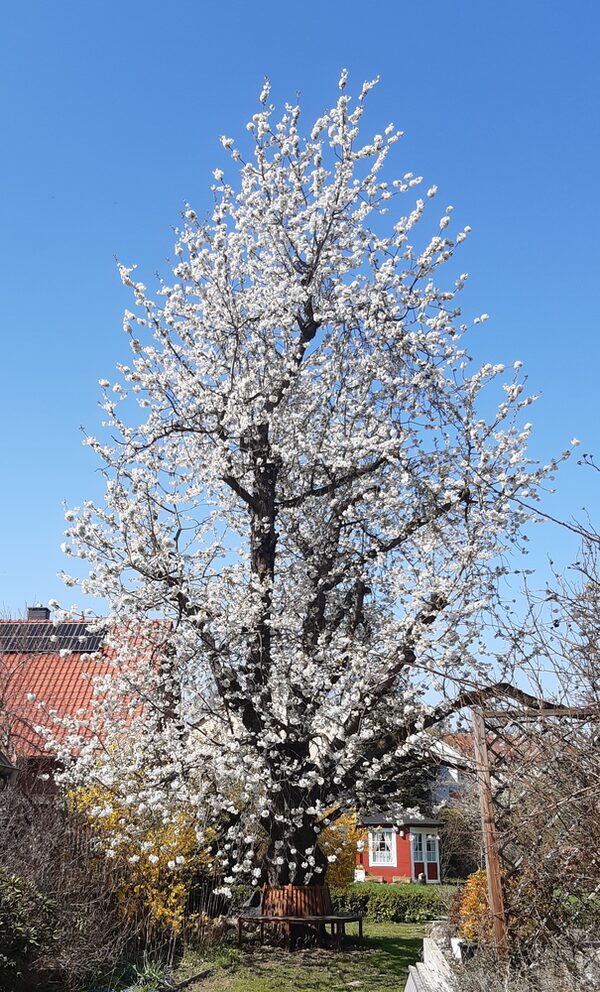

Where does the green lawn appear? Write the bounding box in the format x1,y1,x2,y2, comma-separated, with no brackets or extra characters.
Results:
178,922,424,992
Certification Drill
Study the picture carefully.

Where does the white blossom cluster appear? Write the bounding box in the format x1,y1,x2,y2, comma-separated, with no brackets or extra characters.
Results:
55,74,567,885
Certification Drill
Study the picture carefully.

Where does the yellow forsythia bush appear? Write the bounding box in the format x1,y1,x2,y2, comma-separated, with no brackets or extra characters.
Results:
320,811,366,887
71,785,214,935
458,868,494,944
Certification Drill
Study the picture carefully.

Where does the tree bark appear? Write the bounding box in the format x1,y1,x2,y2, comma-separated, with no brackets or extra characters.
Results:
263,811,329,887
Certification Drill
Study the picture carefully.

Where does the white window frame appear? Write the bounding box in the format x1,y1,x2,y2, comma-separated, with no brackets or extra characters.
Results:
368,827,397,868
426,834,438,864
411,831,424,862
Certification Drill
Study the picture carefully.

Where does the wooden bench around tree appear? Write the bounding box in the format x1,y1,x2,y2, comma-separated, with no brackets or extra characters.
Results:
236,884,364,950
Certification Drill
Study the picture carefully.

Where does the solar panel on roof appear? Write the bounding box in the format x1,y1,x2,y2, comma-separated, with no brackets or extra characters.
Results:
0,622,104,655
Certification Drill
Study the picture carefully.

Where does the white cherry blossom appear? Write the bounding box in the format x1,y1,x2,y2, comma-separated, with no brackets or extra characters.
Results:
56,77,560,887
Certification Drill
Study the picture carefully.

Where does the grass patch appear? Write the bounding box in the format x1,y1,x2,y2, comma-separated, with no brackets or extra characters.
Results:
179,922,423,992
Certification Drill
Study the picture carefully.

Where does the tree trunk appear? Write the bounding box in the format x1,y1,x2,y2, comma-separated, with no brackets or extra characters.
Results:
263,816,329,887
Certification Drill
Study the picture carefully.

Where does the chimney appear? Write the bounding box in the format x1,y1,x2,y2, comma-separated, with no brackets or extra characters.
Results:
27,605,50,621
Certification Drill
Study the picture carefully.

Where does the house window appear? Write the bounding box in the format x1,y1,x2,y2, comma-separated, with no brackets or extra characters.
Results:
426,835,438,864
369,828,396,867
412,831,424,861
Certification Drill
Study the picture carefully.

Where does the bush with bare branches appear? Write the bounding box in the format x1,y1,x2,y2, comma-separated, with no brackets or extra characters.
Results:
0,787,147,990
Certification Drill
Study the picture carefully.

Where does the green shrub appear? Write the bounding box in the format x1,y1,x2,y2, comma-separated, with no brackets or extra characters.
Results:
0,867,58,986
330,881,449,923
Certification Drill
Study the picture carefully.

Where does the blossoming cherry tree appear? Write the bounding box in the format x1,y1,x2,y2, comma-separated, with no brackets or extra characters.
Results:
61,74,560,888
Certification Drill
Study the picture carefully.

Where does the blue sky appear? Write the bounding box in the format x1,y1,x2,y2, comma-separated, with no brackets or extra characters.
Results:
0,0,598,615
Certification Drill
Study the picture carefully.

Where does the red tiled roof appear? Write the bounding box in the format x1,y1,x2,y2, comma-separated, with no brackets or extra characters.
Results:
443,730,537,766
443,732,475,760
0,621,112,758
0,619,167,759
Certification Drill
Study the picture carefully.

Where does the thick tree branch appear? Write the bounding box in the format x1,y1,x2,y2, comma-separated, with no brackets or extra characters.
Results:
338,681,579,795
221,473,258,510
277,457,387,509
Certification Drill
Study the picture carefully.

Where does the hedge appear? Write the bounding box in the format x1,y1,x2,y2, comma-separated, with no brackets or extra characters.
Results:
330,882,450,923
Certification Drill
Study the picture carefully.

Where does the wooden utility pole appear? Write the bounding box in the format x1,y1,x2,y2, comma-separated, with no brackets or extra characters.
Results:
472,707,508,961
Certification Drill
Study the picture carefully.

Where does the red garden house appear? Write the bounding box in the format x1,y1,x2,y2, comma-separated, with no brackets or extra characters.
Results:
356,810,443,883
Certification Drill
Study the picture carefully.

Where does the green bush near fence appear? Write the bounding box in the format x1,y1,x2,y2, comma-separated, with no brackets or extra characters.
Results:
330,881,449,923
0,867,58,988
